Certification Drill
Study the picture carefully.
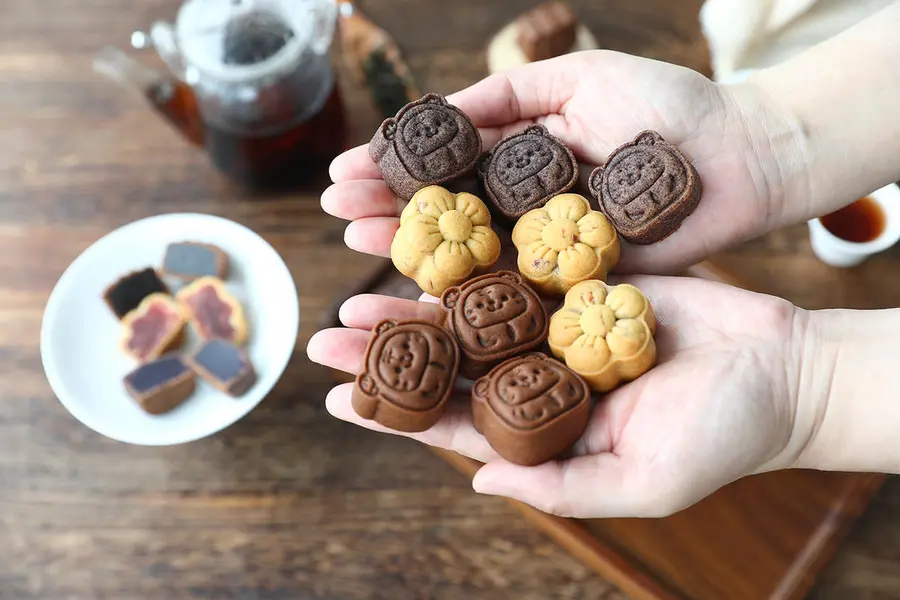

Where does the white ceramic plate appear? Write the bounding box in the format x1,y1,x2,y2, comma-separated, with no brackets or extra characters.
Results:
40,213,299,446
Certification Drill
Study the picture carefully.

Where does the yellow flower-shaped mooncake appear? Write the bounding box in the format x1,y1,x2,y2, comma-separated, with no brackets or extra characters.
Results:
511,193,620,296
548,279,656,392
390,185,502,296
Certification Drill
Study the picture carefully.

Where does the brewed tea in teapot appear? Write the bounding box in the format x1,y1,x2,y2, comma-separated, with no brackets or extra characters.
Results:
95,0,346,191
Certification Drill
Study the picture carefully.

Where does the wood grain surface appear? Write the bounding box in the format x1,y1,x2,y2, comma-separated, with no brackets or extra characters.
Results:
2,1,899,599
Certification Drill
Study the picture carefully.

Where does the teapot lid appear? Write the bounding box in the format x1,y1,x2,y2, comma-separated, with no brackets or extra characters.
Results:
174,0,336,81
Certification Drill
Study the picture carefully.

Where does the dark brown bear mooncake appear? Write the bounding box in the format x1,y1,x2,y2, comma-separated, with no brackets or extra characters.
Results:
369,93,482,202
478,124,578,223
438,271,548,380
352,319,460,433
472,352,591,466
588,130,702,245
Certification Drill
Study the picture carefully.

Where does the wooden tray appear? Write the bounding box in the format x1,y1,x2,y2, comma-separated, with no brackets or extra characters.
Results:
325,258,885,600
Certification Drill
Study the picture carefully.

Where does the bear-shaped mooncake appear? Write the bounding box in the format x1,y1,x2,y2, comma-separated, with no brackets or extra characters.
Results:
369,93,482,201
471,352,590,466
352,319,460,433
438,271,548,380
478,124,578,223
588,130,702,245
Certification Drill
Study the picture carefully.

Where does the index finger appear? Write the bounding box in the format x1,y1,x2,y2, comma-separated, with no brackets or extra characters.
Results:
329,144,382,182
446,55,581,128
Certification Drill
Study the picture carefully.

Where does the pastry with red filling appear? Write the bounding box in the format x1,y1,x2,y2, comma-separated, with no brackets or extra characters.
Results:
176,276,248,345
119,293,187,362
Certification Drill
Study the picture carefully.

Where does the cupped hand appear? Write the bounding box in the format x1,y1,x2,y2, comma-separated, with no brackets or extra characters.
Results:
306,275,811,518
321,50,796,274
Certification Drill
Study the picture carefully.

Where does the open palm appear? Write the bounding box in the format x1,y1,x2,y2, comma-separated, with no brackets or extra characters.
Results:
312,50,809,517
307,275,808,518
321,50,785,274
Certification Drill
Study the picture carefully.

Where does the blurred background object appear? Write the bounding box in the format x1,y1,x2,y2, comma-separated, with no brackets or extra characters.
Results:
95,0,347,192
700,0,894,82
337,0,421,118
486,1,599,74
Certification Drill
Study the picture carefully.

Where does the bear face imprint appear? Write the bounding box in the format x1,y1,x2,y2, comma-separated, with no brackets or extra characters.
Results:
487,359,585,428
400,105,460,157
496,362,560,406
494,138,554,186
606,149,666,206
376,331,430,392
461,283,528,329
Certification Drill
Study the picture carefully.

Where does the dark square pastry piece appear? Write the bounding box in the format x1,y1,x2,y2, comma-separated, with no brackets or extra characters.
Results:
124,354,196,415
162,241,228,281
104,267,169,320
515,2,578,63
188,339,257,397
472,352,590,466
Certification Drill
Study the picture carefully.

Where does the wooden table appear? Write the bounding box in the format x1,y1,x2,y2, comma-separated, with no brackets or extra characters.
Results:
2,1,899,598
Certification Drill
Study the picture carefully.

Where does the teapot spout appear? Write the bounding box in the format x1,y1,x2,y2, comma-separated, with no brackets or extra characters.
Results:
93,47,204,147
93,46,163,93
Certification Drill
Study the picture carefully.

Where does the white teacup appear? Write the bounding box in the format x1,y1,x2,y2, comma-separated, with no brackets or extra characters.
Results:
807,183,900,268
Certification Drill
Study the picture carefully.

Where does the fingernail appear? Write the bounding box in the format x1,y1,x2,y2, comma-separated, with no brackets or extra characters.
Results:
472,470,506,496
305,331,324,363
320,184,336,213
343,223,360,253
328,157,342,183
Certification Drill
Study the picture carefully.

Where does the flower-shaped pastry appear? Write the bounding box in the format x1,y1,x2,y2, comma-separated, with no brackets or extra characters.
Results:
548,279,656,392
511,193,620,296
391,185,502,296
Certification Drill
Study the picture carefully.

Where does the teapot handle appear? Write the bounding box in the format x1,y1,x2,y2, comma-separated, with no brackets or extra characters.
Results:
133,21,190,83
309,0,339,55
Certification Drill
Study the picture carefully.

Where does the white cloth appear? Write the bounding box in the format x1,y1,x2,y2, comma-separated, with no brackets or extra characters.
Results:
699,0,894,83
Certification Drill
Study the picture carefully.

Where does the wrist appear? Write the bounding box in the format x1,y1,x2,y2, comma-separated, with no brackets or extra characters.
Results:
721,78,813,233
716,79,812,237
792,307,900,474
747,1,900,224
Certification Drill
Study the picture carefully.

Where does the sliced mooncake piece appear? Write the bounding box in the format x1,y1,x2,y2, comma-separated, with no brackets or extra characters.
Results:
119,293,186,362
176,276,248,345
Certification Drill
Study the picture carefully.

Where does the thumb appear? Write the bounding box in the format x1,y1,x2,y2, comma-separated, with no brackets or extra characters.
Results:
472,453,683,519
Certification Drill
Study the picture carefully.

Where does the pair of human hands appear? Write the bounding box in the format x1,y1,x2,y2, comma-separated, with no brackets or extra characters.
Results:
307,50,813,518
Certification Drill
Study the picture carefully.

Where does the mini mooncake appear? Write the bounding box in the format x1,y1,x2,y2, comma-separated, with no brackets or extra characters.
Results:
162,241,229,282
104,267,169,320
119,293,187,362
472,352,591,466
352,319,460,433
187,338,257,397
123,354,196,415
176,276,248,345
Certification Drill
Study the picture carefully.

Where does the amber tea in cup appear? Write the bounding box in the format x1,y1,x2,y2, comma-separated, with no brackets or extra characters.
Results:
819,196,885,243
808,184,900,268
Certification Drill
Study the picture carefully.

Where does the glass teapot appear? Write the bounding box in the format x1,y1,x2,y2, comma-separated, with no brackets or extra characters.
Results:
94,0,346,191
